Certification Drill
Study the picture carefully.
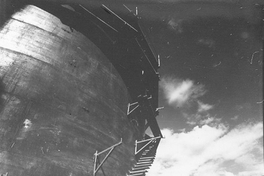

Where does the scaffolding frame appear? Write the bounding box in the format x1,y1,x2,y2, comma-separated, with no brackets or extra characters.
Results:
135,136,161,155
93,138,123,176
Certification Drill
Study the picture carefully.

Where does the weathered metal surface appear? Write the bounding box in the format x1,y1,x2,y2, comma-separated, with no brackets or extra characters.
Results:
0,5,140,176
37,2,162,137
4,0,162,137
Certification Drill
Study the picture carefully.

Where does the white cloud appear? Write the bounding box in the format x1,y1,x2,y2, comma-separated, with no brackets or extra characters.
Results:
160,76,216,126
198,101,214,113
184,113,221,126
146,122,263,176
231,115,239,121
199,116,221,126
160,77,206,108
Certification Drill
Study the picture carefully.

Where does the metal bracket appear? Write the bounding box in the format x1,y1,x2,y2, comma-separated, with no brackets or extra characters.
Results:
156,107,164,111
93,138,123,176
127,94,152,116
127,102,139,115
143,94,152,100
158,54,161,68
135,136,161,155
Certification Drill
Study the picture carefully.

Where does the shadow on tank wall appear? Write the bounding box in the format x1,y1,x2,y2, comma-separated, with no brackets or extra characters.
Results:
0,1,162,175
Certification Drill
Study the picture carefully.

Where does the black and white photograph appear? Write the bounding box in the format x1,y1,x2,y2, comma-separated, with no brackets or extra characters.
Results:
0,0,263,176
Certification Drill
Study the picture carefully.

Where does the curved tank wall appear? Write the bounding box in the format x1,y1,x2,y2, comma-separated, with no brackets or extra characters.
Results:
0,5,141,176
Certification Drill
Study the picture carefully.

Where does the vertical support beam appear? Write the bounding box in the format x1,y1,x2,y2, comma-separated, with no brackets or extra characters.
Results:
157,54,161,68
93,150,98,175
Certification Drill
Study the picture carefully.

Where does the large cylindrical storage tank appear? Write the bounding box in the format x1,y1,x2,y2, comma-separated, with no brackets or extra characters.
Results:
0,5,140,176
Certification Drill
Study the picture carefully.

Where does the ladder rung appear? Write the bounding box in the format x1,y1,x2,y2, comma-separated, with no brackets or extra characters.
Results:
131,167,149,171
136,161,152,164
142,154,154,157
126,174,144,176
127,172,145,176
134,163,152,167
138,158,154,161
139,158,154,161
136,161,152,165
140,156,155,159
133,166,150,169
129,169,147,174
134,164,150,167
137,160,152,163
137,162,153,166
132,165,150,170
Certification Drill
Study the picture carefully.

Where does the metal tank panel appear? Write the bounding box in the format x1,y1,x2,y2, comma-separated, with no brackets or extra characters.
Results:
0,5,140,176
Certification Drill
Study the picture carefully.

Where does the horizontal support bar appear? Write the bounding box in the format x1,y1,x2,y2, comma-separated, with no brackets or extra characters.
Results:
136,136,161,144
129,101,139,106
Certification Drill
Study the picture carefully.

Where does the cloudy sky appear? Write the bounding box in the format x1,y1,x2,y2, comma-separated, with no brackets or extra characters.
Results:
125,0,263,175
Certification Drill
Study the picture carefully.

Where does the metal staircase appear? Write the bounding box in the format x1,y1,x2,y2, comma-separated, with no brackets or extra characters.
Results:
126,136,160,176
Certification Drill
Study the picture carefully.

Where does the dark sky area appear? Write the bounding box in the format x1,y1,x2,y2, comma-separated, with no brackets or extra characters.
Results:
129,2,264,131
127,2,264,175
